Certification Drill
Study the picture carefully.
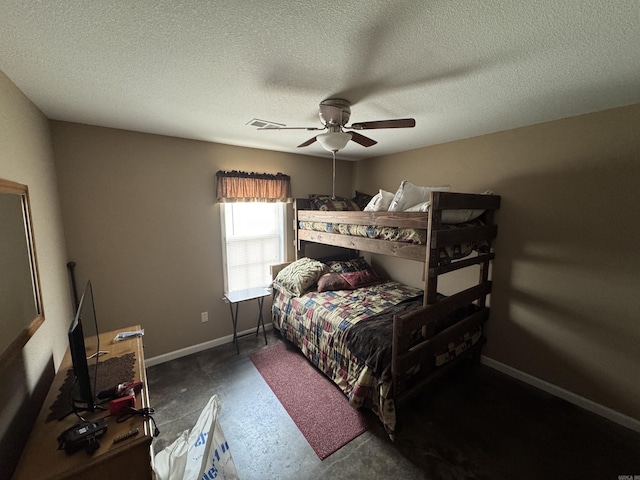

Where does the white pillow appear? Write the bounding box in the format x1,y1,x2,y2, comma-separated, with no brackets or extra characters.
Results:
363,189,395,211
404,191,490,223
404,201,430,212
442,209,485,224
441,190,493,223
388,181,451,212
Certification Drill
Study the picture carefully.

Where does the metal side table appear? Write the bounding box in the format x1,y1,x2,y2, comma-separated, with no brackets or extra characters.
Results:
224,286,270,354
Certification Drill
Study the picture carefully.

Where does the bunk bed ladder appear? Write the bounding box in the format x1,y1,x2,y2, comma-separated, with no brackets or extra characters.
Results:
392,281,492,402
393,191,500,403
423,204,441,306
477,207,496,309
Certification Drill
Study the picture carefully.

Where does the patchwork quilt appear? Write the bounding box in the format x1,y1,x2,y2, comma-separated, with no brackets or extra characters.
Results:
272,281,422,436
272,280,484,437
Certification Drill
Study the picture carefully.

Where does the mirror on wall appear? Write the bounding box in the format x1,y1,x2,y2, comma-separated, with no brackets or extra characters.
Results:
0,178,44,368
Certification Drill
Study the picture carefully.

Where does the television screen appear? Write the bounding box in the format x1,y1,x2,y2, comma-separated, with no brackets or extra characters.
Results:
68,280,100,412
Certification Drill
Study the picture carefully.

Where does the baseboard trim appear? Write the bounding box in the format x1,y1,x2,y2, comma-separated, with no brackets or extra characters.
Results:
146,323,273,367
481,355,640,433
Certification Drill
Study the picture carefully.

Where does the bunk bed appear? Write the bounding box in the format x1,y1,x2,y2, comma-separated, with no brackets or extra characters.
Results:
270,191,500,438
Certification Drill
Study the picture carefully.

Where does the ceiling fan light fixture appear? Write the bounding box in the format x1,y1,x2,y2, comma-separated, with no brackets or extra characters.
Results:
316,131,352,152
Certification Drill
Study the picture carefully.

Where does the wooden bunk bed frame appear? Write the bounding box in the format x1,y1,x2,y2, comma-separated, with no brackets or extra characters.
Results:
292,191,501,409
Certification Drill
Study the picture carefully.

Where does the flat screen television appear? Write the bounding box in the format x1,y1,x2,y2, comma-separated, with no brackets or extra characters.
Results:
68,280,101,413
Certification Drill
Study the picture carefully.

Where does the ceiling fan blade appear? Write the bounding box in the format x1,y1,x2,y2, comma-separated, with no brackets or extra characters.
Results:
349,118,416,130
347,131,377,147
297,136,317,147
257,126,324,131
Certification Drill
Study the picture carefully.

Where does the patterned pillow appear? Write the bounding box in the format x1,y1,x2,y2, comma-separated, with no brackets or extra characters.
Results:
328,257,371,274
352,190,374,211
342,269,380,289
309,194,360,211
317,272,351,292
273,257,329,296
316,270,380,292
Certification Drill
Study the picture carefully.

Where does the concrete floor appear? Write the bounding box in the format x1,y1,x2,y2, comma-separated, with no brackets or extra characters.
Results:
147,331,640,480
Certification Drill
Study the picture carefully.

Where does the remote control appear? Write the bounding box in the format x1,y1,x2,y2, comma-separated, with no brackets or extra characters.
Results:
113,428,139,444
114,330,144,342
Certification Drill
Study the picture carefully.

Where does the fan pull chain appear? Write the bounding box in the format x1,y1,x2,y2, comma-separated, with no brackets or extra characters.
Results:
332,150,336,199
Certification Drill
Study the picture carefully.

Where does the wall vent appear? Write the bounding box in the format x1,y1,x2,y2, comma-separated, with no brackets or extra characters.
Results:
246,118,285,129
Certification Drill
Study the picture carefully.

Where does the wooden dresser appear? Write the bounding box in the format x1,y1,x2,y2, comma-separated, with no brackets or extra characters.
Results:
12,326,154,480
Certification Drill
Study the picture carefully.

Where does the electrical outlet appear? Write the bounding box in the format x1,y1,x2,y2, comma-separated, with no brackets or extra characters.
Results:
201,312,208,323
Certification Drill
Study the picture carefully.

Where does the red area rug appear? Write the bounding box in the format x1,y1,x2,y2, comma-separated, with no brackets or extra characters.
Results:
249,342,369,459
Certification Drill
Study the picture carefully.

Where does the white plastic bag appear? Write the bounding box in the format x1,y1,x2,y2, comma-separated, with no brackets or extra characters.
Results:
154,394,239,480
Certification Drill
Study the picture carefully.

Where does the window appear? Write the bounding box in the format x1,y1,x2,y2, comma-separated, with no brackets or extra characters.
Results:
221,202,285,293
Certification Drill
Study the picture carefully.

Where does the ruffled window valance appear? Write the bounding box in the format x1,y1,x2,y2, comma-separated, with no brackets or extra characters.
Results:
216,170,292,202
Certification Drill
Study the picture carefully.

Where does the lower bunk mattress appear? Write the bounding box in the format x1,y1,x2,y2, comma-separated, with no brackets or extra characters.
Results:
271,280,483,437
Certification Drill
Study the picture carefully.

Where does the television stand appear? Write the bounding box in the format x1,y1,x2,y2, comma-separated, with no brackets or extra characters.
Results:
12,325,154,480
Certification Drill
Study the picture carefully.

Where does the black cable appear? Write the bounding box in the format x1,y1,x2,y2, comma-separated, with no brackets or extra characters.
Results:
91,298,100,408
117,407,160,437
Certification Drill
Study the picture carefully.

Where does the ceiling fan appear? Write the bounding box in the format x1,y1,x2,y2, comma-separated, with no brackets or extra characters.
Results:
259,98,415,152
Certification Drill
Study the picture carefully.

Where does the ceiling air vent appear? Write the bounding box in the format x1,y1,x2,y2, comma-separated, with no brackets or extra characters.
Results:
246,118,285,129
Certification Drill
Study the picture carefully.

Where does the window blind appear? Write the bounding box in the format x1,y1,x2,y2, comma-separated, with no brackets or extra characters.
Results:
222,202,285,293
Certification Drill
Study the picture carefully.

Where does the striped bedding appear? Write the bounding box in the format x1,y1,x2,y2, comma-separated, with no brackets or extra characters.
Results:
298,219,487,265
298,220,425,243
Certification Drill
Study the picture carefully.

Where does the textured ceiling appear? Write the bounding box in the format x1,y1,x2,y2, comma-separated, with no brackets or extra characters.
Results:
1,1,639,161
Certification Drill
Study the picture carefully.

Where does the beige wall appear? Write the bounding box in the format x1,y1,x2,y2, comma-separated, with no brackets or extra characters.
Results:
0,71,73,477
354,103,640,422
50,122,354,358
43,98,640,424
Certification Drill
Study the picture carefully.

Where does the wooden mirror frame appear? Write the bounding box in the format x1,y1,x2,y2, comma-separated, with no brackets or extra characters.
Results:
0,178,44,369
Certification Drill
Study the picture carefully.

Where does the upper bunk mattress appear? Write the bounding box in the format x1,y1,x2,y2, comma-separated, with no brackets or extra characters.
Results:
299,220,425,243
298,218,486,264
